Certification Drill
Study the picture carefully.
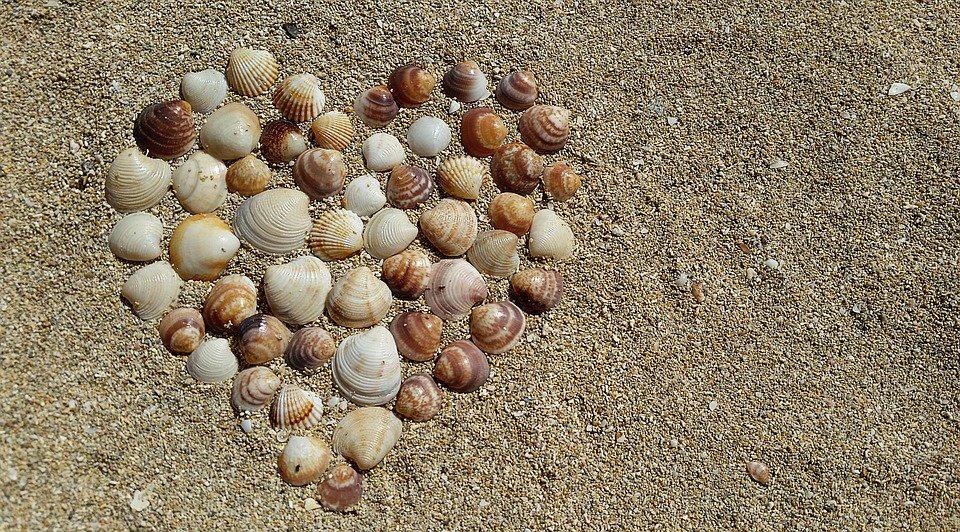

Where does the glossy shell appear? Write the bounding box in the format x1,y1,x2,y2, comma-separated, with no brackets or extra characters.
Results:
496,70,538,111
510,268,564,313
225,154,271,196
269,384,324,430
202,274,257,333
308,209,364,261
133,100,196,160
169,213,240,281
122,261,182,321
519,104,572,153
172,151,228,214
442,60,489,102
491,142,543,194
332,326,402,406
466,230,520,278
285,327,336,371
436,156,485,200
105,147,171,213
406,116,451,157
238,314,292,365
394,374,444,422
180,69,227,114
354,85,398,128
233,188,312,254
362,133,405,172
294,148,347,199
386,165,433,209
186,337,238,383
318,464,362,512
542,162,582,202
423,259,487,320
488,192,535,236
325,267,392,328
273,73,326,122
419,199,478,256
333,407,402,470
158,307,205,354
381,249,431,300
231,366,282,412
388,64,436,108
310,111,354,151
433,340,489,393
278,436,331,486
259,120,308,165
747,461,772,485
389,312,442,362
225,47,280,97
362,208,417,260
199,102,261,161
470,301,525,354
460,108,507,158
263,256,332,326
108,212,163,262
528,209,574,260
341,175,386,217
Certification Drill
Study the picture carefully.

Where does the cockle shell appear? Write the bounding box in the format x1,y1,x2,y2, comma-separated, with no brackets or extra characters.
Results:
442,60,489,102
466,230,520,278
293,148,347,199
386,165,433,209
233,188,311,254
169,213,240,281
491,142,544,194
105,147,171,213
488,193,535,236
332,326,402,406
109,212,163,262
269,384,324,430
354,85,398,128
186,337,238,383
231,366,281,412
263,256,332,326
362,208,417,260
496,70,538,111
122,261,182,320
460,108,507,158
333,407,402,470
419,199,478,256
528,209,574,260
259,119,308,165
172,151,228,213
273,73,326,122
285,327,336,371
436,156,485,200
133,100,196,160
308,209,364,261
203,274,257,333
238,314,292,365
325,267,392,328
406,116,451,157
278,436,331,486
310,111,354,151
342,175,386,217
394,374,444,422
470,301,525,354
180,69,227,114
388,64,436,108
542,162,582,202
158,307,205,354
433,340,489,393
225,154,271,196
225,47,280,97
519,104,571,154
390,312,442,362
318,464,362,512
199,102,261,161
510,268,564,313
423,259,487,320
381,249,431,300
362,133,405,172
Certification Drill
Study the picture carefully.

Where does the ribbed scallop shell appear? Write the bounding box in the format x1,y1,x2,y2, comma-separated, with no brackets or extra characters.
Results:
519,105,572,154
342,175,386,217
436,156,485,200
390,312,442,362
199,102,261,161
269,384,324,430
510,268,563,314
285,327,336,371
122,261,182,320
263,256,332,325
362,133,405,172
423,259,487,320
133,100,196,160
394,374,444,422
488,192,535,237
362,208,417,260
158,307,205,354
172,151,228,214
259,120,308,165
325,267,392,328
238,313,291,365
311,111,354,151
466,230,520,278
169,213,240,281
332,326,402,406
442,60,489,103
225,154,271,196
460,108,507,158
203,274,257,333
354,85,398,128
469,301,525,354
273,73,326,122
528,209,574,260
278,436,331,486
381,249,431,300
495,70,538,111
419,199,478,256
225,47,280,97
105,147,171,213
433,340,489,393
233,188,311,254
388,64,436,108
406,116,451,158
186,338,238,383
491,142,544,194
180,69,227,114
318,464,362,512
308,209,364,261
542,162,582,202
231,366,281,412
333,407,402,470
109,212,163,262
386,165,433,209
293,148,347,199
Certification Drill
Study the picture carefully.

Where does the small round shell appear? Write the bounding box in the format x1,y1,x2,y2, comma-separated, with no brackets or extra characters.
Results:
225,47,280,97
199,102,262,161
238,314,292,365
318,464,362,512
278,436,331,487
308,209,364,261
186,337,238,383
510,268,564,314
519,104,571,154
488,193,535,237
202,274,257,333
158,307,205,354
342,175,386,217
467,230,520,278
394,374,444,422
406,116,451,158
460,108,507,158
172,151,228,214
269,384,324,430
169,213,240,281
442,61,489,102
325,267,392,328
362,133,405,172
310,111,354,151
470,301,525,354
333,407,402,470
436,156,485,200
293,148,347,199
263,256,332,326
225,155,271,196
433,340,489,393
491,142,544,194
423,259,487,320
105,147,171,213
273,73,326,122
180,69,227,114
388,64,436,108
332,326,402,406
233,188,312,254
528,209,574,260
122,261,182,321
285,327,336,372
109,212,163,262
259,120,308,165
362,208,417,260
354,85,398,128
132,100,196,160
496,70,538,111
419,199,478,257
231,366,282,412
386,165,433,209
747,461,772,485
389,312,442,362
542,162,582,202
381,249,431,300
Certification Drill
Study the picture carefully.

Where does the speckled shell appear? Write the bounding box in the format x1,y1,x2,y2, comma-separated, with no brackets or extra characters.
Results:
436,156,485,200
419,199,478,256
542,162,582,202
169,214,240,281
460,108,507,158
423,259,487,320
470,301,525,354
362,208,417,260
342,175,386,217
133,100,196,160
202,274,257,333
311,111,354,151
442,61,489,103
496,70,538,111
389,312,442,362
308,209,364,261
180,69,226,114
273,73,326,122
510,268,564,314
233,188,311,254
186,338,238,383
388,64,436,108
406,116,451,158
381,249,431,300
326,267,392,328
105,147,171,213
519,105,571,154
109,212,163,262
386,165,433,209
394,374,444,422
318,464,362,512
528,209,574,260
199,102,261,161
231,366,281,412
491,142,543,194
488,193,535,237
747,461,772,485
294,148,347,199
467,230,520,279
225,47,280,97
354,85,398,128
172,151,228,214
285,327,336,371
269,384,324,430
278,436,331,486
238,314,292,365
362,133,405,172
158,307,205,354
333,407,402,470
332,326,402,406
263,256,332,326
433,340,489,393
122,261,182,321
225,155,271,196
259,120,308,165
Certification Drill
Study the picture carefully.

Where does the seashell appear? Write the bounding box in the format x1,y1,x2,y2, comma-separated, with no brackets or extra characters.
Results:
259,120,308,165
388,64,436,108
233,188,311,254
470,301,525,354
273,73,326,122
442,60,489,102
108,212,163,262
341,175,386,217
202,274,257,333
105,147,171,213
386,165,433,209
230,366,281,412
436,156,485,200
381,249,430,300
510,268,564,313
466,230,520,278
308,209,363,261
278,436,331,486
285,327,336,371
423,259,487,320
311,111,354,151
325,267,392,328
405,116,451,157
238,314,292,365
169,213,240,281
361,133,405,172
433,340,489,393
199,102,261,161
488,193,535,236
186,337,238,383
318,464,362,512
133,100,196,160
419,199,478,256
293,148,347,199
122,261,182,320
225,154,271,196
496,70,538,111
460,108,507,158
394,374,444,422
362,208,417,260
172,151,228,213
263,256,332,325
389,312,442,362
542,162,582,202
180,69,227,114
519,104,572,154
269,384,324,430
225,47,280,97
747,461,772,485
332,326,402,406
354,85,398,128
158,307,205,354
528,209,574,260
491,142,544,194
333,407,402,470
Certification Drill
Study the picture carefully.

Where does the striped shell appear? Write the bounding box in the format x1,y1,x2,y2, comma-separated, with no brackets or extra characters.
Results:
122,261,182,321
423,259,487,320
394,374,444,422
311,111,354,151
180,69,227,114
381,249,431,300
342,175,386,217
433,340,489,393
104,147,171,213
528,209,574,260
225,47,279,97
263,256,332,325
172,151,228,214
442,61,489,103
354,85,398,128
332,326,402,406
230,366,282,412
269,384,324,430
285,327,336,371
510,268,564,313
388,64,436,108
199,102,261,161
132,100,196,160
491,142,543,194
386,165,433,209
419,199,478,256
460,108,507,158
202,274,257,333
233,188,311,254
325,267,392,328
466,230,520,278
362,133,405,172
158,307,205,354
108,212,163,262
488,193,535,236
436,156,485,200
169,213,240,281
496,70,538,111
293,148,347,199
362,208,417,260
469,301,525,354
308,209,364,261
542,162,582,202
273,73,326,122
186,338,238,383
318,464,362,512
519,105,571,154
238,313,292,365
259,120,308,165
278,436,331,486
225,155,271,196
390,312,442,362
333,407,402,470
406,116,451,158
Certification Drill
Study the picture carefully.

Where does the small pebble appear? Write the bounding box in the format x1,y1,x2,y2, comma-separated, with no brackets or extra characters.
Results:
690,282,705,303
304,498,321,511
666,116,678,126
668,438,679,448
746,461,771,485
69,139,80,153
951,91,960,102
675,273,690,290
130,490,149,511
763,258,780,270
746,267,758,281
239,418,253,434
769,158,788,170
708,400,718,411
610,225,625,237
888,82,911,96
448,100,461,114
282,22,300,38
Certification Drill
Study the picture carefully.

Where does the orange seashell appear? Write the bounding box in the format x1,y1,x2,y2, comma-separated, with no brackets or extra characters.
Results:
388,64,436,108
490,142,543,194
381,249,431,300
488,192,535,237
496,70,538,111
386,165,434,209
225,155,271,196
354,85,399,128
460,108,507,158
542,161,582,202
158,307,204,354
510,268,563,314
132,100,196,160
310,111,354,151
433,340,489,393
469,301,525,354
394,374,444,422
518,104,571,154
419,199,478,256
390,312,442,362
259,119,308,165
202,274,257,334
293,148,347,199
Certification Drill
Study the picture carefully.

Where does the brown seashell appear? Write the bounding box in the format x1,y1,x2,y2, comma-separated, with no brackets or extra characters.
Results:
496,70,538,111
132,100,196,160
519,104,571,154
158,307,205,354
231,366,282,412
460,108,507,158
354,85,399,128
423,259,487,320
269,384,324,430
442,61,489,103
278,436,331,487
272,73,326,122
419,198,478,256
469,301,525,354
311,111,354,151
542,161,582,202
510,268,563,313
237,314,292,365
259,120,308,165
388,64,436,108
747,461,771,485
381,249,431,300
389,312,442,362
226,47,280,97
285,326,336,372
325,267,392,328
433,340,489,393
203,274,257,334
394,374,444,422
226,155,271,196
491,143,544,194
293,148,347,199
488,193,536,237
386,165,434,209
318,464,362,512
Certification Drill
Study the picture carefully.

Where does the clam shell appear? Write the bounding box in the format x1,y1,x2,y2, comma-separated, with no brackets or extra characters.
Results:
423,259,487,320
169,213,240,281
394,374,444,422
496,70,538,111
469,301,525,354
269,384,324,430
466,230,520,278
105,147,171,213
172,151,228,213
231,366,281,412
362,133,405,172
233,188,311,254
325,267,392,328
436,156,485,200
186,338,238,383
310,111,354,151
285,327,336,371
225,47,280,97
488,192,535,236
362,208,417,260
388,64,436,108
442,60,489,102
108,212,163,262
460,108,507,158
519,104,571,154
308,209,364,261
225,154,271,196
433,340,489,393
332,326,402,406
528,209,574,260
389,311,442,362
238,314,292,365
419,199,477,256
405,116,451,157
122,261,182,321
386,165,433,209
318,464,362,512
132,100,196,160
203,274,257,333
354,85,398,128
342,175,386,217
259,120,308,165
491,142,543,194
158,307,205,354
273,73,326,122
263,256,332,325
278,436,331,486
199,102,261,161
333,407,402,470
293,148,347,199
180,69,227,114
542,162,582,202
381,249,431,300
510,268,564,313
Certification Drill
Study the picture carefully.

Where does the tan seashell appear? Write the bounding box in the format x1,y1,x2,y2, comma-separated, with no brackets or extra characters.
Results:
278,436,331,486
386,165,433,209
510,268,564,314
460,108,507,158
108,212,163,262
388,64,436,108
519,104,572,154
259,120,308,165
542,162,583,202
442,60,489,102
354,85,398,128
362,208,417,260
273,73,326,122
747,461,771,485
180,69,227,114
202,274,257,333
105,147,171,213
333,407,402,470
293,148,347,199
528,209,574,260
186,337,238,383
488,192,535,237
231,366,281,412
122,261,182,321
470,301,525,354
310,111,354,151
394,374,444,422
233,188,311,254
436,156,486,201
423,259,487,320
263,256,332,326
361,133,405,172
285,327,336,372
419,199,478,256
225,155,271,196
133,100,196,160
172,151,228,214
199,102,262,161
405,116,451,158
433,340,489,393
325,267,392,328
269,384,324,430
342,175,386,217
491,142,543,194
308,209,364,261
332,326,402,406
496,70,538,111
389,312,442,362
467,230,520,278
169,213,240,281
238,314,292,365
225,47,280,97
381,249,431,300
318,464,362,512
158,307,205,354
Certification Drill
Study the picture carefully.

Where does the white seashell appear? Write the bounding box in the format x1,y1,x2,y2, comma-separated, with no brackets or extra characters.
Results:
169,214,240,281
231,366,281,412
105,147,171,213
263,256,332,325
273,73,326,122
122,261,182,320
108,212,163,262
332,326,402,406
172,151,228,214
528,209,574,260
342,175,386,217
278,436,331,486
466,230,520,278
361,133,405,172
436,156,485,200
308,209,364,261
199,102,262,161
888,82,912,96
186,337,238,383
362,208,417,260
270,384,324,430
180,69,227,114
225,47,280,97
233,188,311,254
325,267,392,328
405,116,451,157
423,259,487,320
333,407,402,470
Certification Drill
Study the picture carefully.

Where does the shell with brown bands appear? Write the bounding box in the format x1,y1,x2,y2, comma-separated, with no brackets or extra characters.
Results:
237,314,292,366
433,340,489,393
442,61,489,103
388,64,436,108
285,326,336,372
419,199,478,257
231,366,282,412
390,311,442,362
354,85,399,128
386,165,434,209
203,274,257,334
318,464,362,512
259,119,308,165
158,307,205,354
491,143,543,194
423,259,487,320
469,301,525,354
542,162,582,202
269,384,324,430
293,148,347,199
273,73,326,122
510,268,564,314
381,249,431,300
518,104,571,154
488,193,535,237
311,111,354,151
460,108,507,158
394,374,444,422
496,70,538,111
132,100,196,160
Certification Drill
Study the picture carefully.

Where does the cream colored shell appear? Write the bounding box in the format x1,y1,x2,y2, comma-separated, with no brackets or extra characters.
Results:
419,198,478,256
172,151,228,213
362,208,417,260
466,230,520,278
273,73,326,122
263,256,332,326
225,47,280,97
436,156,485,200
105,147,171,213
361,133,404,172
186,337,238,383
325,267,392,328
333,407,402,470
108,212,163,262
199,102,261,161
528,209,574,260
331,326,402,406
342,175,386,217
169,214,240,281
406,116,451,157
122,261,182,320
310,111,354,151
233,188,311,254
308,209,364,261
180,69,227,114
